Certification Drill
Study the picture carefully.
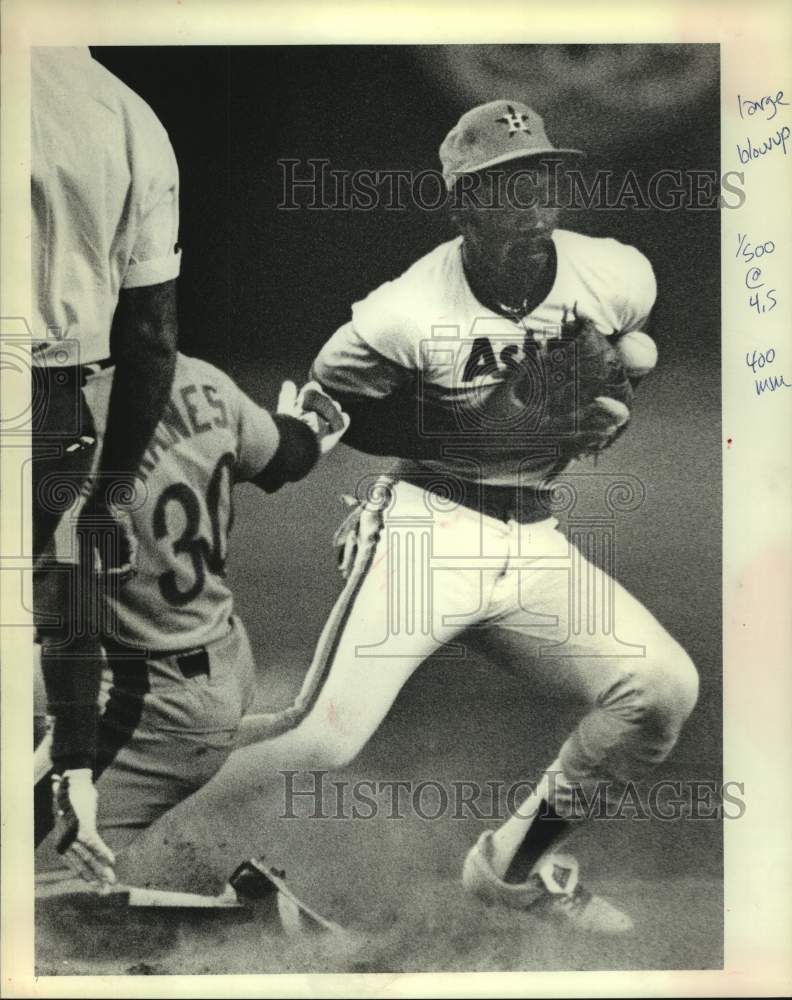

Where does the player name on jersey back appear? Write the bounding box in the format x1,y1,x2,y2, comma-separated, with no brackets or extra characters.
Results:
75,354,278,652
138,382,230,480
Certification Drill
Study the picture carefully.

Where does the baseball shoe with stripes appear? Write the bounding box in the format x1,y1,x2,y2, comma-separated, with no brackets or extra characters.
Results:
462,830,633,935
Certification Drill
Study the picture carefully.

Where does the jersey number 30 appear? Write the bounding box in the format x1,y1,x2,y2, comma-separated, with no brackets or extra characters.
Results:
152,452,235,607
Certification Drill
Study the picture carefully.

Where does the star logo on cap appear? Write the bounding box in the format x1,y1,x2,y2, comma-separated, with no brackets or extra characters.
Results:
496,105,532,137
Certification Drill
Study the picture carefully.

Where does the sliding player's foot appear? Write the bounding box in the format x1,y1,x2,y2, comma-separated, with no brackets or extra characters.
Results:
462,830,633,935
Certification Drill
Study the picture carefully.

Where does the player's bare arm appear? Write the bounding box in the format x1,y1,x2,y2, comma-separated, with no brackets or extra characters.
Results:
101,279,179,491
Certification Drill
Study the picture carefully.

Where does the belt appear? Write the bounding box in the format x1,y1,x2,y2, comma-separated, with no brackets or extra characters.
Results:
101,617,235,678
400,473,554,525
173,648,210,679
102,639,209,680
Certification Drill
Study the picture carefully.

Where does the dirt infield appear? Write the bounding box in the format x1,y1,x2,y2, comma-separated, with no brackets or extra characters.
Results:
36,362,723,974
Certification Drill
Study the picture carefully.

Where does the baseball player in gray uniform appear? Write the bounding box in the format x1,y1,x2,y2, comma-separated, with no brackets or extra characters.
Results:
231,101,698,934
35,356,347,888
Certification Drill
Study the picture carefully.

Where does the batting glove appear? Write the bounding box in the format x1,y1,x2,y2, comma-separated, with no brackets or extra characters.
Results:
277,380,350,455
52,769,116,892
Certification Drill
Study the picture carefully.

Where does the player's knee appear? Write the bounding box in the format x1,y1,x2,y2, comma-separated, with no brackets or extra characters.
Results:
641,644,699,733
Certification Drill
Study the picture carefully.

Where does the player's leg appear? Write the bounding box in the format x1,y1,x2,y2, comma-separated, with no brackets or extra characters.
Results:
34,636,171,861
492,566,697,865
228,479,506,776
94,616,258,853
463,515,697,930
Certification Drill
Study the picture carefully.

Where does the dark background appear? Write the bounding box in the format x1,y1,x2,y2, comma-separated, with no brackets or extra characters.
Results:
92,45,721,372
53,44,722,973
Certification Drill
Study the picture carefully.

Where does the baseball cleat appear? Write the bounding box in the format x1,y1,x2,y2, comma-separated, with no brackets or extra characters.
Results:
462,830,633,935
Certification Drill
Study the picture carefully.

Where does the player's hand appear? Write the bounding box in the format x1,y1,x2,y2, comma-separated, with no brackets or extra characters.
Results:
52,769,117,892
277,380,350,455
574,396,630,454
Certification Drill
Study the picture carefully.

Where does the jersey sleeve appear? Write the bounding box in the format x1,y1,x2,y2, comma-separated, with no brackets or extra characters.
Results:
615,247,657,333
311,320,412,399
122,107,182,289
348,272,424,368
233,385,281,481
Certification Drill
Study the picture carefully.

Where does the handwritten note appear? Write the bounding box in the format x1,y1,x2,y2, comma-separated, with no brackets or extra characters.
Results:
736,233,778,316
745,348,791,395
734,89,789,402
736,90,790,163
737,90,789,121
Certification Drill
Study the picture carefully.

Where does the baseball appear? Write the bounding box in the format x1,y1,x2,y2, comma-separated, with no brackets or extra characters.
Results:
616,330,658,378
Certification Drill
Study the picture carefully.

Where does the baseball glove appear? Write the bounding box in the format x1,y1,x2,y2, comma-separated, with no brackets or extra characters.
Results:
498,306,634,463
332,475,395,579
333,495,365,579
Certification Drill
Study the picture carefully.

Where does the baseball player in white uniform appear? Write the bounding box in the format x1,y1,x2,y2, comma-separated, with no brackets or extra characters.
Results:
32,47,183,883
35,355,347,887
232,101,698,934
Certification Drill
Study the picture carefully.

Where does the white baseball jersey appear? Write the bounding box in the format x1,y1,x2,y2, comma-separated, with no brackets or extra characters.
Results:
31,47,181,366
313,229,656,485
76,355,279,650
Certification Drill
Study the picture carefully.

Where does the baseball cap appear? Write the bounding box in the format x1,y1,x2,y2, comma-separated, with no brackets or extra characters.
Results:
439,100,583,191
